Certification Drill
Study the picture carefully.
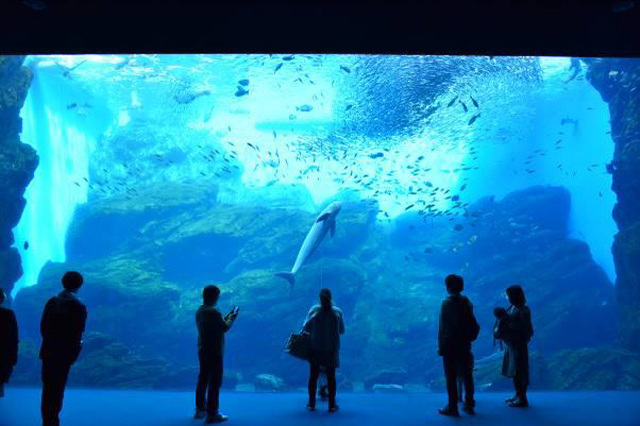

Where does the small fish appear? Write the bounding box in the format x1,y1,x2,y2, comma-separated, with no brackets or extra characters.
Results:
451,195,460,202
454,224,464,231
238,79,250,86
424,247,432,254
405,204,415,211
447,96,458,107
235,86,249,97
23,241,29,250
460,184,467,191
340,65,351,73
282,55,295,61
460,101,468,113
345,104,354,111
369,152,384,159
296,104,313,112
274,63,283,73
468,235,478,244
468,113,481,125
67,103,77,110
470,96,479,108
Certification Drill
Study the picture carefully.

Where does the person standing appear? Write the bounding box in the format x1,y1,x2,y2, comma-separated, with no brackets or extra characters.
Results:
303,288,345,413
40,271,87,426
0,289,18,398
194,285,238,424
437,274,479,417
495,285,533,408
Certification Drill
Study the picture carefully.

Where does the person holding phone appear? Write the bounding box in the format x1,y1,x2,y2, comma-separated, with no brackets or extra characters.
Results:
194,285,239,424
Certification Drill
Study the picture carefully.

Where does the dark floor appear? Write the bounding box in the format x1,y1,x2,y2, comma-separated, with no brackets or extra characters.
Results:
1,388,640,426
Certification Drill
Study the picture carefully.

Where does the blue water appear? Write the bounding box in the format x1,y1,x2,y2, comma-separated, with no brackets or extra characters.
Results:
6,55,634,394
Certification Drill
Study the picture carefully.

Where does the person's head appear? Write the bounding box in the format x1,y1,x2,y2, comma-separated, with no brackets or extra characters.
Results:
319,288,332,310
445,274,464,295
62,271,84,292
0,288,6,305
506,285,526,307
202,285,221,306
494,307,507,319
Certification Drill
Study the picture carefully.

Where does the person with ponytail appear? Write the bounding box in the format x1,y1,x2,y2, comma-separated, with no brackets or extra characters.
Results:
302,288,345,412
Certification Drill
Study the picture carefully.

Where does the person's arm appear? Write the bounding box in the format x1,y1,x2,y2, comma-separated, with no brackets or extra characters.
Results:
213,309,234,333
70,302,88,363
524,307,534,341
437,301,445,355
337,309,345,335
302,306,317,333
9,310,18,366
40,298,54,340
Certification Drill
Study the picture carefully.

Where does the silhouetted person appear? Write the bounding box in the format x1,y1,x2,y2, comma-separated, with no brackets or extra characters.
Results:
40,271,87,426
194,285,238,424
303,288,345,412
437,274,479,417
495,285,533,408
0,289,18,398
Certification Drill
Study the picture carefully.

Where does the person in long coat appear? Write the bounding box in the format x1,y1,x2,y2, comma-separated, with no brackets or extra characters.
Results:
495,285,533,407
302,288,345,412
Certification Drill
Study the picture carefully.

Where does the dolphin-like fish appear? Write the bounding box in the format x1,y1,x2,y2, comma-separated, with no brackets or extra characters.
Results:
276,201,342,290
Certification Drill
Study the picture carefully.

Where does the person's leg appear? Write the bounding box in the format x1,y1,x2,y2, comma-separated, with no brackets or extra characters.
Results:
442,355,459,410
308,363,320,408
207,356,223,415
41,359,71,426
326,367,337,409
196,352,209,413
41,360,54,426
462,352,475,407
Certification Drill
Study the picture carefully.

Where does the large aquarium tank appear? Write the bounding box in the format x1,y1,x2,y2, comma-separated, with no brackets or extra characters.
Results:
1,54,640,394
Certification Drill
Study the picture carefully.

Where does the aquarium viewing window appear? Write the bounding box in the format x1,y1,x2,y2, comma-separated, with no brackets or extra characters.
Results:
2,53,639,410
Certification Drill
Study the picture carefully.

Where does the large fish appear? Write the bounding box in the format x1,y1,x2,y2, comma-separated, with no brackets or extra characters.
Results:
276,201,342,290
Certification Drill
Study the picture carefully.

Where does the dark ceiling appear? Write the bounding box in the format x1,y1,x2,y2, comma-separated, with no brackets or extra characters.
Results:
1,0,639,57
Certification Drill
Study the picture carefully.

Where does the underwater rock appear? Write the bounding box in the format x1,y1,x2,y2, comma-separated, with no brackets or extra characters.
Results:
254,374,287,391
372,384,406,393
364,368,409,390
10,183,620,390
585,59,640,351
13,259,182,357
0,55,38,298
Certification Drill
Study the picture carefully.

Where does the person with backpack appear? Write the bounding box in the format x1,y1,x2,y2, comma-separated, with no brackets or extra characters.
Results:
302,288,345,413
437,274,479,417
494,285,533,408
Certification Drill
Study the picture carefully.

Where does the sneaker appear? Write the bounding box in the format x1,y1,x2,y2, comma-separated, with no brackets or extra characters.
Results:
438,406,460,417
462,404,475,415
508,398,529,408
328,405,339,413
205,413,229,424
193,409,207,420
306,402,316,412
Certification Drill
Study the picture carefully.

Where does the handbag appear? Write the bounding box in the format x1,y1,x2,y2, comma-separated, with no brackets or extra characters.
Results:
285,331,311,361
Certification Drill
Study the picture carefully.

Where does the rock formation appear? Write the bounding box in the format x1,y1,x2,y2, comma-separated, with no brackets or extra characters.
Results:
0,56,38,299
585,58,640,351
